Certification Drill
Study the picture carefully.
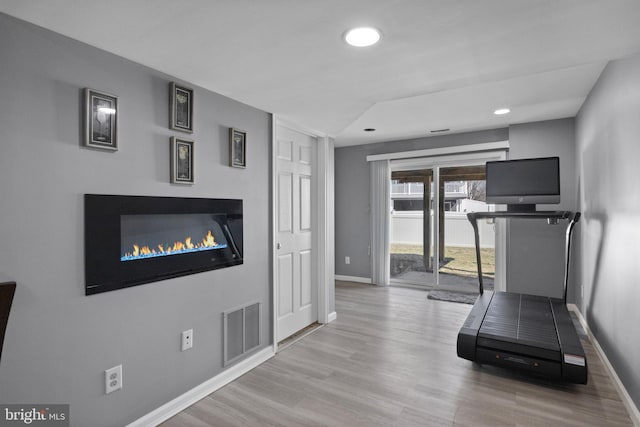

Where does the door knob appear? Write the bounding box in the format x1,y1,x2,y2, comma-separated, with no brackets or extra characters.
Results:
276,243,281,250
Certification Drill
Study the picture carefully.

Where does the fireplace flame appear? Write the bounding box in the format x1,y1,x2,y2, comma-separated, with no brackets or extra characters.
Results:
203,230,217,247
122,230,223,261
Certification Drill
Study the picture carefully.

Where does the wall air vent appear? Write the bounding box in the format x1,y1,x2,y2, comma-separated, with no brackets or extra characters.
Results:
223,302,260,366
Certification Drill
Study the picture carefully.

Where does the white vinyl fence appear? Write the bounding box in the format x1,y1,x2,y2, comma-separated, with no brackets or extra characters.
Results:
391,211,495,249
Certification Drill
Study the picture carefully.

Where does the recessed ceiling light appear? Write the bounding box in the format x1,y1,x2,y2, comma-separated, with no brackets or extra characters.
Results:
363,128,376,132
344,27,381,47
494,108,511,115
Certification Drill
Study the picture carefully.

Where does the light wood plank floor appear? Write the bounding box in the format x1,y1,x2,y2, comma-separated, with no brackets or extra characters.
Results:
161,281,633,426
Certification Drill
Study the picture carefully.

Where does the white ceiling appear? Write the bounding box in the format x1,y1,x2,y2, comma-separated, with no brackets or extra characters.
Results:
2,0,640,147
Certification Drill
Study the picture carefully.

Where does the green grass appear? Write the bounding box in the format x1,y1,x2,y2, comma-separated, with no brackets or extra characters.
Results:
390,244,494,278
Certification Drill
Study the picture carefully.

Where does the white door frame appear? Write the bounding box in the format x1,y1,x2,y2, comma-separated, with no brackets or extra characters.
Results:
272,116,334,352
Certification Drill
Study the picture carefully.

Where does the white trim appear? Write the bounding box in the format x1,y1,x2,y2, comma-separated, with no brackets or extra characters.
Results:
271,116,278,353
567,304,640,426
275,117,329,139
366,141,510,162
127,347,274,427
328,311,337,323
316,136,335,324
335,275,372,284
391,149,506,170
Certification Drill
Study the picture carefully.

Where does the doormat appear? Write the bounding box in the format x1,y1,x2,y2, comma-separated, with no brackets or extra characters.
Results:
427,290,477,305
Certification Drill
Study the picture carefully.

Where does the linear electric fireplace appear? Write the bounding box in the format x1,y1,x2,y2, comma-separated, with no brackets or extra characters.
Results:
85,194,243,295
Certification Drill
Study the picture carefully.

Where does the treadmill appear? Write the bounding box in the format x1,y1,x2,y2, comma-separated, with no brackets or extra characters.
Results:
456,210,587,384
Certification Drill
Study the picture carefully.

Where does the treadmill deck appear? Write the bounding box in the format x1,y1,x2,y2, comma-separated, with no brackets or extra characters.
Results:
457,291,588,383
478,292,561,360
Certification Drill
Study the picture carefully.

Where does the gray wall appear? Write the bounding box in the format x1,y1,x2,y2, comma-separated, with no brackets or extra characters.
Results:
506,119,578,299
335,129,509,279
576,53,640,411
0,14,272,427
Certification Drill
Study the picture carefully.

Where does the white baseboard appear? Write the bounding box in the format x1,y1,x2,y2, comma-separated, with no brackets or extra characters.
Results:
568,304,640,426
127,347,274,427
328,311,337,323
335,275,371,284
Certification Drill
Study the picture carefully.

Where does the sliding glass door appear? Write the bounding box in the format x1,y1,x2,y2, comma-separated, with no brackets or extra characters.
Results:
388,152,505,291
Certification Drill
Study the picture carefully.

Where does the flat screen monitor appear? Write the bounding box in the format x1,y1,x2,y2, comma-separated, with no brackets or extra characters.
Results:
485,157,560,211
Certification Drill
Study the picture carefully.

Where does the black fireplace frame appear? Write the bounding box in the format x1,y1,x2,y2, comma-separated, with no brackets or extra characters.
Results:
85,194,243,295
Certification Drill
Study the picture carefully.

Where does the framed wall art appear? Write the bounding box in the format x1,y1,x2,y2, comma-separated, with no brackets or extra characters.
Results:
170,137,195,185
84,88,118,151
170,82,194,133
229,128,246,168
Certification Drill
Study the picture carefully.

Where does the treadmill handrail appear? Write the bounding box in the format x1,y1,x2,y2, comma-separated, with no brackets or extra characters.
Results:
564,212,581,302
466,210,580,302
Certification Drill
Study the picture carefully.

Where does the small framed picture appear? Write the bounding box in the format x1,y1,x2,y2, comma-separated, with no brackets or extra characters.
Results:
84,88,118,151
170,82,193,133
229,128,246,168
170,137,195,185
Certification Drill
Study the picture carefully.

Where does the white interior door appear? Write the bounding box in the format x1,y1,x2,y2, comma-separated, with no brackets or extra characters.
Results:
276,125,317,342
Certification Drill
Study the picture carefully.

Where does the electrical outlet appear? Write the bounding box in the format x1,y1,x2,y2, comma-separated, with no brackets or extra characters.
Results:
105,365,122,394
182,329,193,351
345,256,350,265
